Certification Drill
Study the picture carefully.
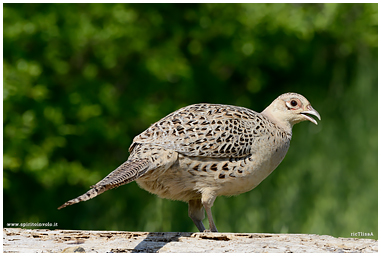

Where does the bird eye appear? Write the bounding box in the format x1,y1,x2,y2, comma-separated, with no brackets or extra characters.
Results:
290,100,298,107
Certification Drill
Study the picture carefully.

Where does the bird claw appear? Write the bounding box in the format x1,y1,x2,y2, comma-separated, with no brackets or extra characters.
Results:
202,229,218,233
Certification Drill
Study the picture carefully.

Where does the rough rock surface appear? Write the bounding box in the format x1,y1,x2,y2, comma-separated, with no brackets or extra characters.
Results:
3,228,377,253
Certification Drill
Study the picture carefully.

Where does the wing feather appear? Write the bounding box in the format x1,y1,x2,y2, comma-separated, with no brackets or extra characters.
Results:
130,104,274,158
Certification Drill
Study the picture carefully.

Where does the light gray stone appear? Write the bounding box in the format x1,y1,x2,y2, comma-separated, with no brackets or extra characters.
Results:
3,228,377,253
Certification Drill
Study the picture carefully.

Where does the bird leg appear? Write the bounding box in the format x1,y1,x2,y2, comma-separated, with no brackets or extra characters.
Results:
202,191,218,232
188,199,205,232
203,206,217,232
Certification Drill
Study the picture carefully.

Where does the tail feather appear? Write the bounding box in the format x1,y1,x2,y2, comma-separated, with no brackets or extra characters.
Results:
58,186,107,210
58,158,150,210
93,158,150,188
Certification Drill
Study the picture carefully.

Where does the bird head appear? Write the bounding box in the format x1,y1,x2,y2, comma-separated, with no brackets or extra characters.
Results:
261,93,321,132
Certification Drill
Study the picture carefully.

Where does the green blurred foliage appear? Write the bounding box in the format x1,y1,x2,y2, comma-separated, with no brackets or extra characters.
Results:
3,3,377,239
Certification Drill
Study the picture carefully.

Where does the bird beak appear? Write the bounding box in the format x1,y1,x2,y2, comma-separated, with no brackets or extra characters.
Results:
301,106,321,125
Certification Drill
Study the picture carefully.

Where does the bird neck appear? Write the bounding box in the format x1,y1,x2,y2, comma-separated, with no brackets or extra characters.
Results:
261,107,293,134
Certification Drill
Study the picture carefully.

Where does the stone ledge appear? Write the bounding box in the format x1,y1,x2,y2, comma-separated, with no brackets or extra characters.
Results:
3,228,378,253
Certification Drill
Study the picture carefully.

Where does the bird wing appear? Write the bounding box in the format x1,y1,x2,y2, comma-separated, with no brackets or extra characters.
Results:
130,103,274,158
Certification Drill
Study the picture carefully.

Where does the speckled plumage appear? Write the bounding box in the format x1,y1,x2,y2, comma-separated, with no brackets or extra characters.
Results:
58,92,321,232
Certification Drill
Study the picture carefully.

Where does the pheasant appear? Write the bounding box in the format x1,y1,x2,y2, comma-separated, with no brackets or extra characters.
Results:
58,92,321,232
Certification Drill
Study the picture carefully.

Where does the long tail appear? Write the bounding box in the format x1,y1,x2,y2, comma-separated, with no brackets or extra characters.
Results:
58,158,150,210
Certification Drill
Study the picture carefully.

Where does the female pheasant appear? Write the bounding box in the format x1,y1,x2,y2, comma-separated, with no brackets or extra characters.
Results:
58,92,321,232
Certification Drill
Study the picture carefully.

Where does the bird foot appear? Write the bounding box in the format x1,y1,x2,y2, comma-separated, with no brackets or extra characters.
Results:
202,229,218,233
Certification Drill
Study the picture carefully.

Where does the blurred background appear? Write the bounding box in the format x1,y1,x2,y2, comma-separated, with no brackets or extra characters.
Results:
3,3,377,239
